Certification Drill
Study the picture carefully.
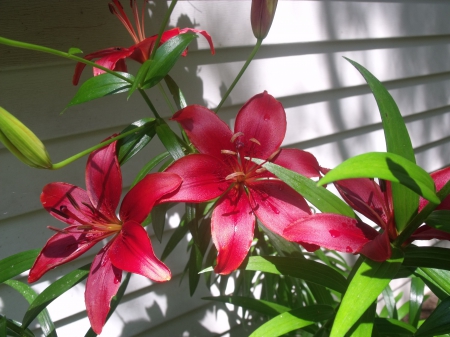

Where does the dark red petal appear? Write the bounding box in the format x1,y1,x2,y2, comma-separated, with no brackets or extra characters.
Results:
179,28,215,55
211,188,255,275
272,149,321,178
161,154,230,203
410,225,450,241
420,166,450,211
250,180,311,236
85,245,122,335
333,178,388,228
72,47,130,85
120,172,182,223
41,183,97,226
283,213,378,255
171,105,233,160
359,230,391,261
234,91,286,160
109,221,171,282
92,48,133,76
86,140,121,223
28,229,104,282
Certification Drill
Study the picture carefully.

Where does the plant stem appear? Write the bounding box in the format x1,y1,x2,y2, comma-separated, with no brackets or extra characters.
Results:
150,0,179,60
51,125,147,170
138,89,162,119
0,36,132,83
214,39,263,113
158,83,176,115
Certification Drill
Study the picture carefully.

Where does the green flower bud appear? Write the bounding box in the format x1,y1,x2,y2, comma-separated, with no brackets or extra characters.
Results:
0,107,52,169
251,0,278,40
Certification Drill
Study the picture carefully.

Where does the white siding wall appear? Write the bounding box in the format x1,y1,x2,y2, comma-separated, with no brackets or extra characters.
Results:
1,1,450,336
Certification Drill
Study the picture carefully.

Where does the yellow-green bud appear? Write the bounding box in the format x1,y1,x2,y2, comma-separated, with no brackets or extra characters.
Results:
0,107,52,169
251,0,278,40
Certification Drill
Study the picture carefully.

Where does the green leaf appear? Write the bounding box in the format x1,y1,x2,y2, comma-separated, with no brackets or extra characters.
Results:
117,118,156,165
347,302,376,337
0,315,6,337
249,305,334,337
151,203,170,242
345,57,417,233
68,47,82,55
243,256,347,294
161,215,188,261
373,317,416,336
424,210,450,233
414,268,450,300
188,245,203,296
0,315,34,337
66,72,134,109
0,249,39,283
131,151,170,187
22,264,90,329
257,160,355,218
203,296,290,316
127,59,153,97
409,277,425,327
155,119,185,160
318,152,439,204
415,297,450,337
4,280,57,337
164,75,187,110
382,285,398,319
403,246,450,271
330,250,404,337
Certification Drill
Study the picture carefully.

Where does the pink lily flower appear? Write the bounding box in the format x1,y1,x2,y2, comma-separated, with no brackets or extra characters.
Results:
28,140,182,334
161,91,322,274
283,167,450,261
73,0,215,85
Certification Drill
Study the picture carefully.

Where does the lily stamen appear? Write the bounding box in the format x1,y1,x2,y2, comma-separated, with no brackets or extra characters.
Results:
109,0,140,43
249,138,261,146
225,171,246,181
47,226,69,234
221,149,237,156
267,148,281,162
230,132,244,143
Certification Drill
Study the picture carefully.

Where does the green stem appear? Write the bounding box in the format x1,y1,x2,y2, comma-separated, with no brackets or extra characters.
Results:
51,125,147,170
149,0,179,60
158,83,176,114
393,179,450,246
0,36,132,84
214,39,263,113
138,89,161,119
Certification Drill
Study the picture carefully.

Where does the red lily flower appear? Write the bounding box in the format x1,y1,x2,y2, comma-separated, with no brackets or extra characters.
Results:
161,91,322,274
73,0,215,85
283,167,450,261
28,140,182,334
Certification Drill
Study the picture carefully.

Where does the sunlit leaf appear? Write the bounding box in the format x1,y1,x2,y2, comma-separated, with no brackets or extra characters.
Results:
409,277,425,327
117,118,156,165
413,268,450,300
203,296,290,317
347,302,376,337
0,249,39,283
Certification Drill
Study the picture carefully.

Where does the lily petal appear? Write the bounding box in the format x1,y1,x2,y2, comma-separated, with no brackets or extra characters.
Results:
283,213,378,255
420,166,450,211
234,91,286,160
162,154,230,203
250,180,311,236
359,230,392,261
179,28,215,55
85,245,122,335
109,221,171,282
172,106,233,160
410,225,450,241
120,172,182,223
212,188,255,274
272,148,321,178
86,141,122,223
28,229,104,282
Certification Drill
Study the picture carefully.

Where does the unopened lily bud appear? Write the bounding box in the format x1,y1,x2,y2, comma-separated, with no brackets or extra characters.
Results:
251,0,278,39
0,107,52,169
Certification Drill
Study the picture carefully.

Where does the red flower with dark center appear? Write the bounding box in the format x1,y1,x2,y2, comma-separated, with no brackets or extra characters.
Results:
161,91,322,274
28,140,182,334
73,0,215,85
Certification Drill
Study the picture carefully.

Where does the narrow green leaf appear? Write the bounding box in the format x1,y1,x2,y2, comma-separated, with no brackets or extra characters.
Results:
4,280,57,337
425,210,450,233
0,315,34,337
203,296,290,317
372,317,416,336
164,75,187,110
414,268,450,300
188,245,203,296
151,203,170,242
345,57,417,233
0,249,39,284
0,315,6,337
330,250,404,337
131,151,170,187
415,297,450,337
403,246,450,271
161,215,188,261
382,285,398,319
117,118,156,165
347,302,376,337
68,47,82,55
155,120,184,160
257,160,355,218
66,72,134,108
243,256,347,294
318,152,439,204
409,277,425,327
22,264,90,328
127,59,153,98
249,305,334,337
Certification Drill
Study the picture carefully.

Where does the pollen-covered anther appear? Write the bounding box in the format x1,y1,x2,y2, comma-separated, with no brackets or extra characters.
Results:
249,138,261,146
225,171,246,181
47,226,69,234
221,149,237,156
230,132,244,143
267,148,281,161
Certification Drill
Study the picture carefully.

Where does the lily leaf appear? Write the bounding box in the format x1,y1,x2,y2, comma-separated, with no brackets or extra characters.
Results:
345,58,417,233
403,246,450,271
155,119,185,160
330,250,404,337
22,264,90,329
4,280,57,337
257,160,355,218
151,203,170,242
424,210,450,233
415,297,450,337
66,72,134,109
347,302,376,337
249,305,335,337
373,317,416,336
131,151,170,187
203,296,290,316
318,152,439,204
243,256,347,294
0,248,39,283
409,277,425,327
164,75,187,110
0,315,34,337
117,118,156,165
68,47,83,55
161,215,188,261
